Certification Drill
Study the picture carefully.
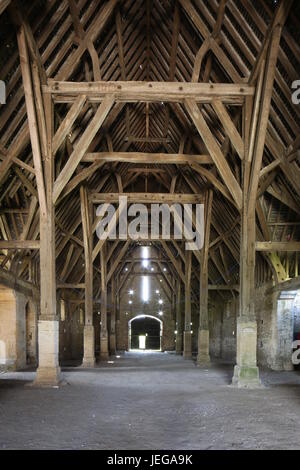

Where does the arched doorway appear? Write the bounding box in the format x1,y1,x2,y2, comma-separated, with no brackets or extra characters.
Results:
129,315,162,351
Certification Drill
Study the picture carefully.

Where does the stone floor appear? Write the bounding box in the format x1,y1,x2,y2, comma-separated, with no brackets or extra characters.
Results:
1,351,300,450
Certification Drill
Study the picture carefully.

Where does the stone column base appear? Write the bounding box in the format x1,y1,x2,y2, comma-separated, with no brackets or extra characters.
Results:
35,366,61,386
232,319,262,388
100,334,109,360
34,320,61,386
197,329,210,366
81,357,96,368
183,330,192,359
232,365,262,388
197,354,210,366
82,325,95,367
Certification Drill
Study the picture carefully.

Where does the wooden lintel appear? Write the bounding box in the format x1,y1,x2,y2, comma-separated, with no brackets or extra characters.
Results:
255,242,300,252
57,283,85,289
44,81,254,104
0,240,40,249
82,152,212,165
90,192,203,204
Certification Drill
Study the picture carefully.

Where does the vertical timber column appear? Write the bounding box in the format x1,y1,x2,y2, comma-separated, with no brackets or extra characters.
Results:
233,24,283,388
232,92,260,387
175,280,183,354
17,24,59,384
100,244,109,360
183,250,192,359
110,276,116,355
232,196,261,387
80,186,95,367
197,190,213,366
36,93,61,385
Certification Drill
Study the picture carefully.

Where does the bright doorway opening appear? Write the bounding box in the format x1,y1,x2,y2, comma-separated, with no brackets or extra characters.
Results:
129,315,162,351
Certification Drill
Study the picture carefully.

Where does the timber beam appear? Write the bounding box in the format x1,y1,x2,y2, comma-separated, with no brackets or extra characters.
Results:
90,193,203,204
82,152,212,165
267,276,300,294
256,242,300,252
0,240,40,249
44,81,254,104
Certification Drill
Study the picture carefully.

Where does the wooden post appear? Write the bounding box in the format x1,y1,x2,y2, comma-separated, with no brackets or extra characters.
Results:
110,276,116,355
175,280,183,354
100,243,109,360
183,250,192,359
197,189,213,365
233,25,283,388
80,186,95,367
36,93,60,384
17,23,60,385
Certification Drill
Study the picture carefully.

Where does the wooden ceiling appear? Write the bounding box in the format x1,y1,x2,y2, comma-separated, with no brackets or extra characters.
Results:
0,0,299,305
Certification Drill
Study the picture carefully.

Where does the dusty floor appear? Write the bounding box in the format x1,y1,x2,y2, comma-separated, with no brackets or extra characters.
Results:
0,352,300,450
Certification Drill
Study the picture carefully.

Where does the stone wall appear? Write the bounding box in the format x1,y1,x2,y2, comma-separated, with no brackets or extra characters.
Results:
293,292,300,339
208,302,222,358
208,284,300,370
208,297,237,362
0,285,31,370
255,283,278,369
25,299,38,365
59,301,84,363
117,247,175,351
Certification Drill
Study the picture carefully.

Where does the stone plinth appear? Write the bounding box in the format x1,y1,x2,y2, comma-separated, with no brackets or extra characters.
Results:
197,329,210,366
35,320,61,385
232,320,261,388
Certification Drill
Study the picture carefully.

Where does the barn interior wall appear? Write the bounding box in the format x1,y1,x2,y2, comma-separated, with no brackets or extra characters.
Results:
59,302,84,363
25,299,38,365
209,286,300,370
2,286,299,369
0,285,27,370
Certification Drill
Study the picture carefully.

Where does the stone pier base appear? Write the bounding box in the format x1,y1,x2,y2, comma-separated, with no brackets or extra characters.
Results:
100,333,109,360
197,329,210,366
232,364,261,388
232,320,262,388
35,320,61,386
183,331,192,359
82,325,96,367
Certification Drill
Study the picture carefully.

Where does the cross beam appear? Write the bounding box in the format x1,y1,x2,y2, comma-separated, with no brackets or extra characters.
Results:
90,193,203,204
82,152,212,165
255,242,300,252
44,81,254,104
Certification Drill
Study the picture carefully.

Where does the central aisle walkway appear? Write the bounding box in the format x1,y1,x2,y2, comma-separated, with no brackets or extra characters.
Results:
1,352,300,449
